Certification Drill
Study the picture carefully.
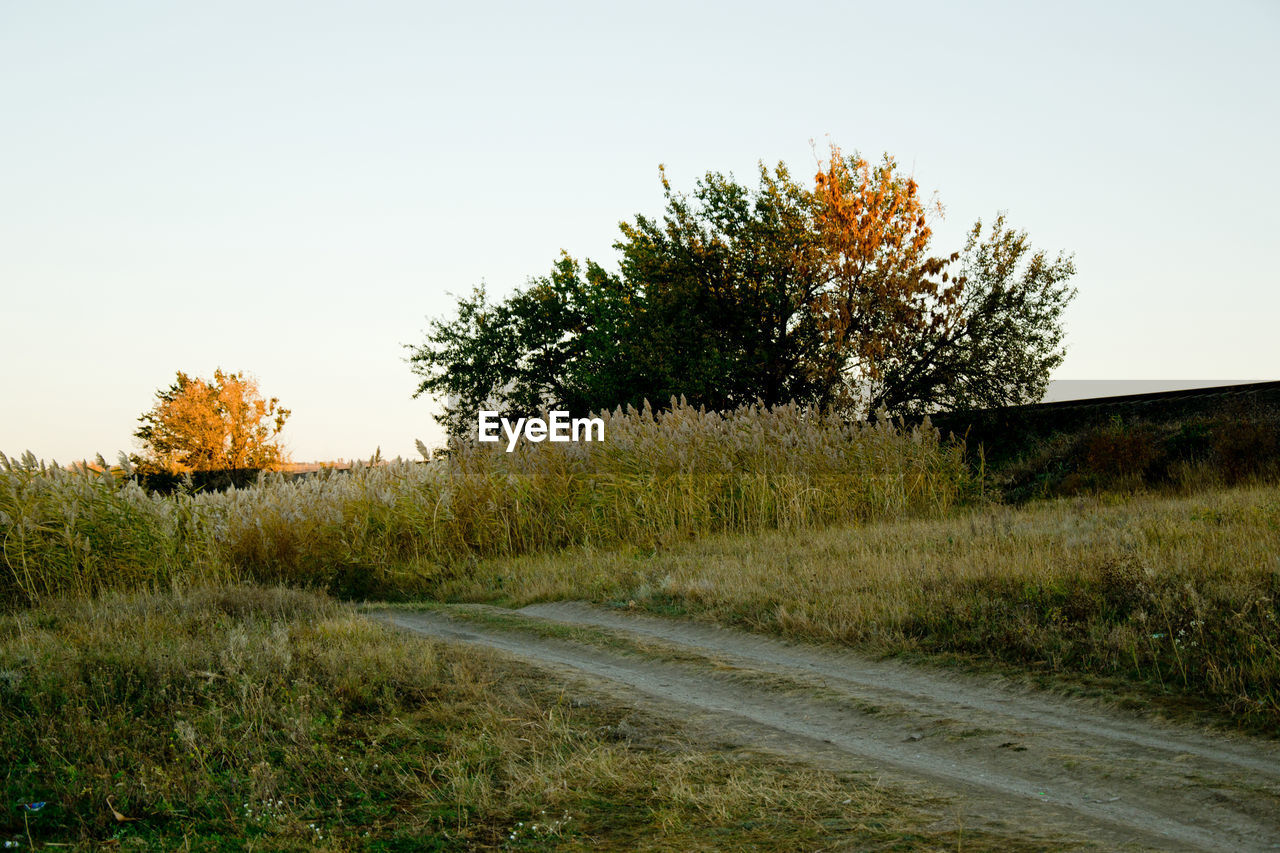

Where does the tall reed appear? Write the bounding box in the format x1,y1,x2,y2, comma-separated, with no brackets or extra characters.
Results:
1,402,972,605
0,452,218,605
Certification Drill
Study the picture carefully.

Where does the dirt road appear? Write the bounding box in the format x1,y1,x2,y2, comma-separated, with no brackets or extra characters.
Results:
374,602,1280,851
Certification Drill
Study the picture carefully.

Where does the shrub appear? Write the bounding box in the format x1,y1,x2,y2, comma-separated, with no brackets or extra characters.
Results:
997,413,1280,501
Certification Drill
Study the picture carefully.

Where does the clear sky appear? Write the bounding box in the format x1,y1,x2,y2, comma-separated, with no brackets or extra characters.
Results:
3,0,1277,463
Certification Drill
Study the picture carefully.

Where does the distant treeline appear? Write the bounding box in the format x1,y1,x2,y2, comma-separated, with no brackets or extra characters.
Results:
134,466,356,494
131,467,264,494
129,461,366,494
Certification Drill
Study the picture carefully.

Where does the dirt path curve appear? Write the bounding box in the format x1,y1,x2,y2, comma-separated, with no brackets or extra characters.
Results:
374,603,1280,852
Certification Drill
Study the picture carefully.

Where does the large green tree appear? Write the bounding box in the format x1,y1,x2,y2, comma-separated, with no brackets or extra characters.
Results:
409,255,638,437
867,215,1077,415
613,163,830,411
409,146,1076,435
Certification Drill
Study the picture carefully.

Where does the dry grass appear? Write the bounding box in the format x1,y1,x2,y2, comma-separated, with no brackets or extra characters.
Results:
0,586,1030,850
442,483,1280,729
1,402,970,606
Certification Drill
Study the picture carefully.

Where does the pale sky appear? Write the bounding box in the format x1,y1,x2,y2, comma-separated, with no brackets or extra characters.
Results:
3,0,1277,463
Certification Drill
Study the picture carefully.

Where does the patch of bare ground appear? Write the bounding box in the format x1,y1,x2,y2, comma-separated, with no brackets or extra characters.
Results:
375,603,1280,852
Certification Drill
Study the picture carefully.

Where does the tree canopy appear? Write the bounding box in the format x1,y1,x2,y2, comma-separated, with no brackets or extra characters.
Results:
134,369,291,472
410,144,1076,436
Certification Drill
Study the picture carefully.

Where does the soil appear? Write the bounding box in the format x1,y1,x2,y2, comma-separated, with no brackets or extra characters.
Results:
373,602,1280,851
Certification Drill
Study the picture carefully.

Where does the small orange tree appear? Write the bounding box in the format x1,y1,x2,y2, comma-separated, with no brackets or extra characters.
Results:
134,370,291,472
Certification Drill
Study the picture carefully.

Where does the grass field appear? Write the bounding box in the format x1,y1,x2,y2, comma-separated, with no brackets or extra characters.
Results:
4,402,1279,846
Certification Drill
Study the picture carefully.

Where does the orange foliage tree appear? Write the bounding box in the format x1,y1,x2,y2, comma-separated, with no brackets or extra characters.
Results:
134,370,291,472
810,144,964,406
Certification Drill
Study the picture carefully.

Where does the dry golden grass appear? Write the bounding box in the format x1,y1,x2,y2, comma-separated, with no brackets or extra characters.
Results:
1,402,970,606
443,483,1280,728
